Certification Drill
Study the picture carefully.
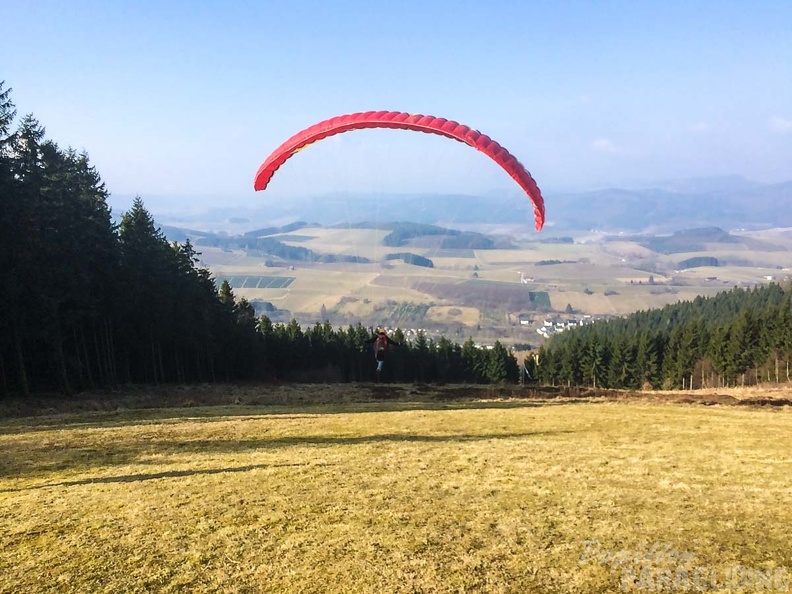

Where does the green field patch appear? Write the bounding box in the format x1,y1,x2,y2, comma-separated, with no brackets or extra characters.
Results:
528,290,551,308
259,276,294,289
215,276,294,289
219,276,245,288
275,234,316,242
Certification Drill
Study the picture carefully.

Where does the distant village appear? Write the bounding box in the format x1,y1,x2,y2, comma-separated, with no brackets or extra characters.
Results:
519,314,605,339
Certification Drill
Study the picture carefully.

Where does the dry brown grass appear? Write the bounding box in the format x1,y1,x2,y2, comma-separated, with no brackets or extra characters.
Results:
425,305,481,326
2,389,791,593
652,384,792,401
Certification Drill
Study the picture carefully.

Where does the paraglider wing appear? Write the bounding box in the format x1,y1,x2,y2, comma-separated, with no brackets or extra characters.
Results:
254,111,545,231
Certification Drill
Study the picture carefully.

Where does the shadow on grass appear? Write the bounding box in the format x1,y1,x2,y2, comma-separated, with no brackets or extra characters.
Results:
0,397,601,435
0,462,312,493
179,430,572,451
0,430,572,482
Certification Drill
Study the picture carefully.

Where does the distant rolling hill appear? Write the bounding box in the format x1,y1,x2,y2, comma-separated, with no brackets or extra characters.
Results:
548,181,792,233
612,227,787,254
132,176,792,235
158,221,501,262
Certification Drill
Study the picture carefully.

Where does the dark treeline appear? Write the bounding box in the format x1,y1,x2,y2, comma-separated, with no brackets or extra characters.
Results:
640,227,737,254
379,222,494,249
196,234,370,264
0,80,259,395
0,83,517,396
533,283,792,389
242,221,308,238
256,321,518,384
678,256,719,268
384,252,434,267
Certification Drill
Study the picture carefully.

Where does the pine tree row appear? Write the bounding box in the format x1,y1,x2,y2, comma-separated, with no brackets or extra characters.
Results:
254,318,518,383
533,283,792,388
0,82,517,395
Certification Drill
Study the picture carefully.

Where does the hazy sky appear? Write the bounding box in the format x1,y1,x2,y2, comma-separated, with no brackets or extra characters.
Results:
3,0,791,205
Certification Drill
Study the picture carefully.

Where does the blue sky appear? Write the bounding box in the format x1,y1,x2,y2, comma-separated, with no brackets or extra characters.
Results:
3,0,791,208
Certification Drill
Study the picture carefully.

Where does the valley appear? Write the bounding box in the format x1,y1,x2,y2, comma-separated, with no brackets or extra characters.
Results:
177,221,792,347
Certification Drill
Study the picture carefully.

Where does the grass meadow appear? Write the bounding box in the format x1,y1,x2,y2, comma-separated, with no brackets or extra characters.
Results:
2,388,791,593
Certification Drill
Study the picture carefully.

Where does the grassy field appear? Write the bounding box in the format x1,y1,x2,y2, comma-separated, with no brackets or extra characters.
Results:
2,387,791,593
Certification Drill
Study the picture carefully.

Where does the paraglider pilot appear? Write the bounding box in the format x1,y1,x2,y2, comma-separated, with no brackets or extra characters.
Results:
364,329,400,381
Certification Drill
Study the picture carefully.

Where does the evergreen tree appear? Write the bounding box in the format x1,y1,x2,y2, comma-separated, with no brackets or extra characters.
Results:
582,336,607,388
0,83,19,394
461,337,484,382
607,337,635,389
539,283,792,390
486,341,518,383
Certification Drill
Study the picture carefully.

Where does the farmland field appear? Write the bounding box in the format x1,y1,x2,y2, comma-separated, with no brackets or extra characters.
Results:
215,275,295,290
1,385,791,593
425,305,481,326
194,224,791,342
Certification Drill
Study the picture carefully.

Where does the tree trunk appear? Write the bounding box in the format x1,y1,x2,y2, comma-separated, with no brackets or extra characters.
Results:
124,353,131,385
93,326,106,386
54,322,72,395
103,317,117,386
159,343,166,384
207,343,216,383
175,349,182,384
0,352,7,397
80,326,95,390
195,348,202,383
151,341,159,384
13,325,29,397
72,326,85,390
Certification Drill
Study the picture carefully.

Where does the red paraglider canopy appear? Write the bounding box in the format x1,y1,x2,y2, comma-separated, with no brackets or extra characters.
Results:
254,111,545,230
